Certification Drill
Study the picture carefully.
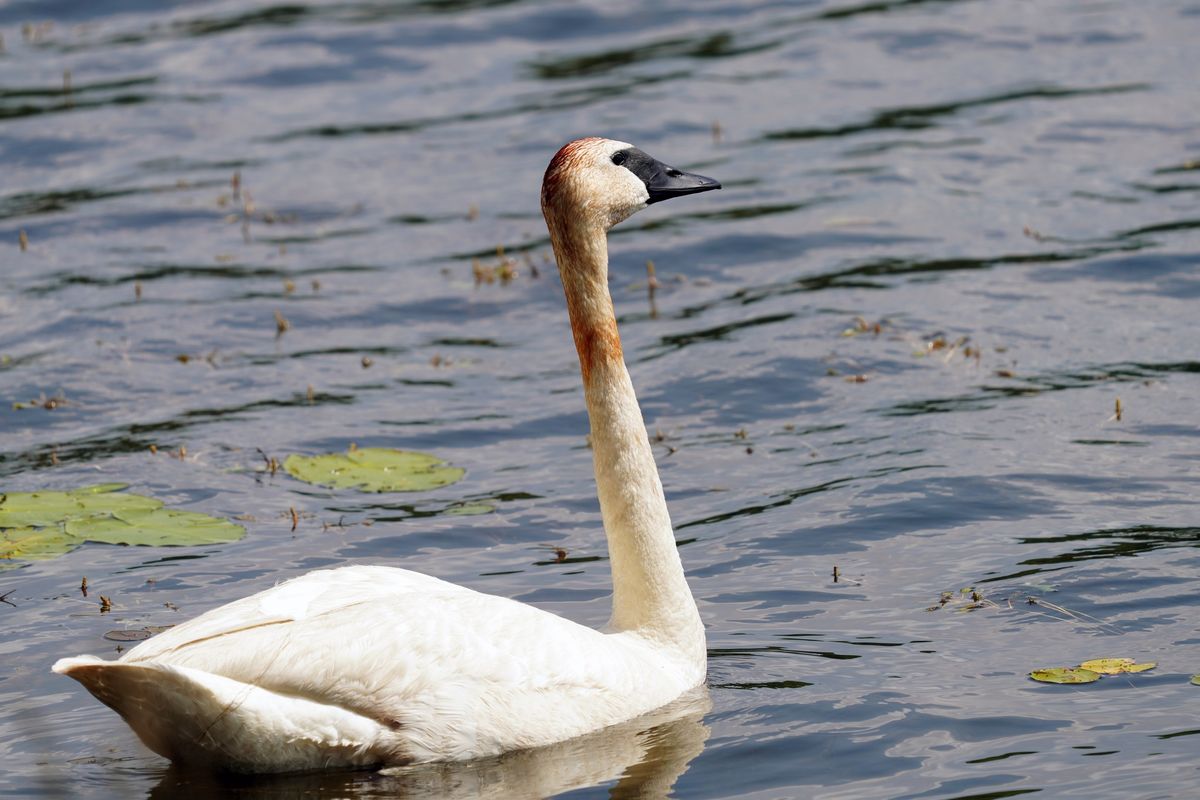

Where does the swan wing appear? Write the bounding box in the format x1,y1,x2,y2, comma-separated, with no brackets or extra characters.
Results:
68,565,684,763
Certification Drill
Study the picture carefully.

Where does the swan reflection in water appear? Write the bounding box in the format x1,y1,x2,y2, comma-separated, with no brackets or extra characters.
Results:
148,689,711,800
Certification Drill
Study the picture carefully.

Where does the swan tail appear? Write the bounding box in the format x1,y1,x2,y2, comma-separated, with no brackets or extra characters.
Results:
53,656,397,773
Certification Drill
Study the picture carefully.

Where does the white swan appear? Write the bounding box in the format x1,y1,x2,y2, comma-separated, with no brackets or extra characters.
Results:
53,137,721,774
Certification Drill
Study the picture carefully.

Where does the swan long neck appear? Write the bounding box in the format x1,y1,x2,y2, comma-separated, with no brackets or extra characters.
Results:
546,214,703,653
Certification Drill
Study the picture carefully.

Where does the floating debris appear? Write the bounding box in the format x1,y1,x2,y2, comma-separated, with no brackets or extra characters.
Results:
18,230,29,252
925,586,995,613
841,316,882,337
274,310,290,335
258,449,280,476
12,392,68,411
646,260,659,319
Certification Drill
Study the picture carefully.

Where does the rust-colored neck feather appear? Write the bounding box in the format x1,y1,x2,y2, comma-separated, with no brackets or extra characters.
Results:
539,139,704,652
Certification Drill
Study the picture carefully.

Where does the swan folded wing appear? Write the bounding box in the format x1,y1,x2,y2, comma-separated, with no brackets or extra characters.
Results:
109,565,682,760
120,565,455,662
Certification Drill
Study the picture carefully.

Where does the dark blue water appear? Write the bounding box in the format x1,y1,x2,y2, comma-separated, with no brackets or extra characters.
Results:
2,1,1199,797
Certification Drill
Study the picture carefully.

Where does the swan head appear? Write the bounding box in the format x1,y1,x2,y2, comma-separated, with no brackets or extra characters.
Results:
541,138,721,231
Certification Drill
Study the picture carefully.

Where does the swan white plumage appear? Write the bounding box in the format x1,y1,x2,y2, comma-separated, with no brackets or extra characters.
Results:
53,137,721,773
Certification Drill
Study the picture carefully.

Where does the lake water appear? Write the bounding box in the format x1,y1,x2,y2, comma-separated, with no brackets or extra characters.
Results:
2,0,1199,797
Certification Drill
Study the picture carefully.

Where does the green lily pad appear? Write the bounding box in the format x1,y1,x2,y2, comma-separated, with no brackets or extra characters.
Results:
0,485,244,565
0,484,161,529
1030,667,1102,684
442,502,494,517
284,448,465,493
0,526,81,562
65,508,244,546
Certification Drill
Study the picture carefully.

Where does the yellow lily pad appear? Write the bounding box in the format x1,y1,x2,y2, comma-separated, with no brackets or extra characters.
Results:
1029,667,1102,684
284,448,465,493
1079,658,1134,674
1123,662,1156,673
1079,658,1156,675
1191,675,1200,686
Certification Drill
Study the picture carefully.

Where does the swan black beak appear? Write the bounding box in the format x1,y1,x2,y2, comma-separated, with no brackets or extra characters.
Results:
620,147,721,205
646,165,721,204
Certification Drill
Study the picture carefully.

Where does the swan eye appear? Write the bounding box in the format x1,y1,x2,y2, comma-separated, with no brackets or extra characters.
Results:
611,151,628,167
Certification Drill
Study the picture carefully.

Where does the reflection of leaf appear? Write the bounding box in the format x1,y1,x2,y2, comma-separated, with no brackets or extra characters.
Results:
1,527,80,562
66,508,244,547
1030,667,1101,684
284,448,465,493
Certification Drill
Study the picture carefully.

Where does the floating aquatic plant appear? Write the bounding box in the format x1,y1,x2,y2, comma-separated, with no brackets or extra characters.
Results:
0,484,244,568
1029,667,1101,684
1030,657,1156,685
283,447,465,493
1078,658,1156,675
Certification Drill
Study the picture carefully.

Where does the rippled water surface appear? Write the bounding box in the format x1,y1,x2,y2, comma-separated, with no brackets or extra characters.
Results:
3,1,1199,797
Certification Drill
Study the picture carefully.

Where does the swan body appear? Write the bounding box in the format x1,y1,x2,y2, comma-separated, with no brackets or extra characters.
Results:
54,137,721,773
